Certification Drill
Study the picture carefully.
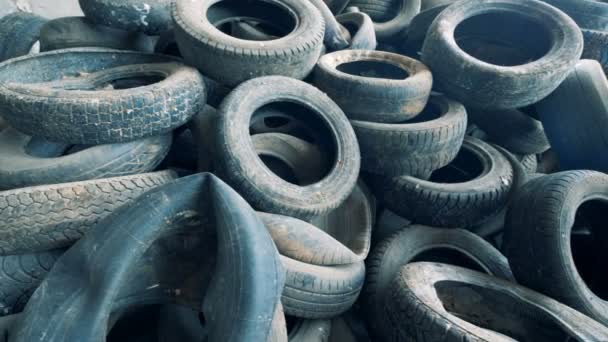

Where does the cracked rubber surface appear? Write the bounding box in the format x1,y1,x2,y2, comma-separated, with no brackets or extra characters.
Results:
79,0,173,35
0,128,171,190
0,170,177,254
0,48,205,144
0,12,47,62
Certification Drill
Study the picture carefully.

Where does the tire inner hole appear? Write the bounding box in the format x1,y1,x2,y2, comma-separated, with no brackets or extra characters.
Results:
434,281,582,341
454,12,552,66
410,248,487,273
429,144,484,183
403,99,443,124
336,60,409,79
571,199,608,300
99,75,165,90
259,154,300,185
208,0,296,41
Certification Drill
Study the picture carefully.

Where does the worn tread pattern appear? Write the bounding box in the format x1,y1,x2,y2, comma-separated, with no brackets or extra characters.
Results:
0,171,177,254
582,29,608,75
79,0,173,35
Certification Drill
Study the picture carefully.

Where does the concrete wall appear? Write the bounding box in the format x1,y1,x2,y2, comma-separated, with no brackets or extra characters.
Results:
0,0,82,19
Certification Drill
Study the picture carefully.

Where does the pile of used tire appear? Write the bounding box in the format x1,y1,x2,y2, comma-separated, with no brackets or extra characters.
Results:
0,0,607,340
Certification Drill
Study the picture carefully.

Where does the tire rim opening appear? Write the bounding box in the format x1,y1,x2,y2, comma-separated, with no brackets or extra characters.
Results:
410,248,487,273
429,144,485,183
571,198,608,300
434,280,581,341
402,98,443,124
336,60,410,79
258,154,301,185
207,0,297,41
100,75,166,90
453,11,552,66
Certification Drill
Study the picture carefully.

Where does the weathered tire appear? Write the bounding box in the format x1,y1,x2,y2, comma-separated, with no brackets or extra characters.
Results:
0,12,47,62
281,256,365,319
536,59,608,172
404,4,448,54
172,0,325,87
79,0,173,35
39,16,155,52
581,29,608,75
0,250,64,316
349,0,421,41
157,305,207,342
516,153,538,174
336,12,377,50
421,0,457,11
0,171,177,254
289,319,331,342
351,93,467,178
364,225,513,340
315,50,432,123
0,48,205,144
421,0,583,109
541,0,608,31
468,107,549,155
385,262,608,341
504,170,608,326
372,209,411,245
378,136,514,227
0,128,171,190
214,76,360,220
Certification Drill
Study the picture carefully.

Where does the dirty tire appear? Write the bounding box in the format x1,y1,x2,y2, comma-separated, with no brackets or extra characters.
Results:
421,0,583,109
516,154,538,174
404,5,448,54
581,29,608,75
79,0,173,35
172,0,325,87
281,255,365,319
468,108,549,155
0,12,47,62
214,76,360,220
364,225,513,340
385,262,608,341
349,0,421,41
0,171,177,254
0,128,171,190
157,305,207,342
289,319,331,342
541,0,608,31
336,12,377,50
315,50,432,123
504,170,608,326
0,49,205,144
0,249,64,316
536,59,608,172
351,93,467,177
378,136,514,227
39,16,155,52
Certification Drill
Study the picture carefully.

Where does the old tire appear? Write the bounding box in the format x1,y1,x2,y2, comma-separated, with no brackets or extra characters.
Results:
79,0,173,35
336,12,377,50
0,12,47,62
349,0,421,41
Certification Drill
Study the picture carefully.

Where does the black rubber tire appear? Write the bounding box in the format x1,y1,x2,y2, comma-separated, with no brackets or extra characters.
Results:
468,108,549,155
39,16,155,52
536,59,608,172
385,262,608,341
536,148,559,174
404,5,448,54
324,0,351,14
349,0,421,42
0,128,171,190
372,209,411,246
0,170,177,254
157,305,207,342
310,181,375,261
260,212,360,266
504,170,608,326
281,255,365,319
172,0,325,87
79,0,173,35
308,0,350,51
336,12,377,50
289,319,331,342
0,249,64,316
378,136,514,228
541,0,608,31
351,93,467,178
315,50,432,123
364,225,513,341
213,76,360,220
0,48,205,145
0,12,47,63
516,153,538,174
421,0,457,11
421,0,583,109
581,29,608,76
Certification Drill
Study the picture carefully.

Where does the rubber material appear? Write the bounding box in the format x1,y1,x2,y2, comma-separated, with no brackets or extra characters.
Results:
0,48,205,144
349,0,421,42
290,319,331,342
542,0,608,31
79,0,173,35
0,128,171,190
336,12,377,50
0,12,47,63
421,0,583,109
214,76,360,220
315,50,432,123
581,29,608,76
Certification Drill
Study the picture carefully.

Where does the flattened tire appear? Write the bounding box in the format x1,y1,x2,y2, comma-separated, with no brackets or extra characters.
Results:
79,0,173,35
0,171,177,254
378,136,514,227
0,128,171,190
421,0,583,109
214,76,360,220
281,256,365,319
364,225,513,340
0,12,47,62
0,48,205,144
504,170,608,326
172,0,325,87
351,93,467,177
